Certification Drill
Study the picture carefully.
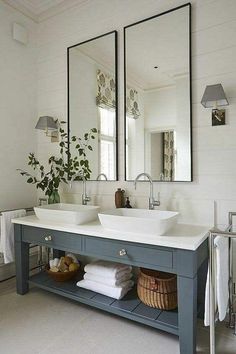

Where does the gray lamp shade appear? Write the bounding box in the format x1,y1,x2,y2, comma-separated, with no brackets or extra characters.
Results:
201,84,229,108
35,116,57,131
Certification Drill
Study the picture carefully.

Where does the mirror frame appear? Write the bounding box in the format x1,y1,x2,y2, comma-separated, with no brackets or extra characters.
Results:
67,30,118,181
124,3,192,182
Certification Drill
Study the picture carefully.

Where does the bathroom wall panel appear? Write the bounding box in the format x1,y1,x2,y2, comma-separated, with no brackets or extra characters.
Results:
192,19,236,56
0,1,37,211
192,0,236,31
192,46,236,81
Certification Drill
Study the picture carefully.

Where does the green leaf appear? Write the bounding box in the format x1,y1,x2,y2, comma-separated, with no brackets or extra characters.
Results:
19,126,97,197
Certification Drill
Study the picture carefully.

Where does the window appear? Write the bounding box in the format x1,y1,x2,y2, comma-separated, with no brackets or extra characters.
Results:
98,107,116,180
126,116,135,180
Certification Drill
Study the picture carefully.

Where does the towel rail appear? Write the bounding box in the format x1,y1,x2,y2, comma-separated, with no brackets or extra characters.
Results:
0,207,34,216
209,211,236,354
0,206,45,281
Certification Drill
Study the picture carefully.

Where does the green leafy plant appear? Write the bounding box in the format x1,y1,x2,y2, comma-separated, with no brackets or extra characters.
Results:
18,122,97,199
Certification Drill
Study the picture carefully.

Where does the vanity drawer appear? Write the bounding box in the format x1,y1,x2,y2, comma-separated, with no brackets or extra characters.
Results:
85,237,173,270
22,226,82,252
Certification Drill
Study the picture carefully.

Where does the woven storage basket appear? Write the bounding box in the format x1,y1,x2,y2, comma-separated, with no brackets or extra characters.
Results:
46,265,79,282
137,268,177,310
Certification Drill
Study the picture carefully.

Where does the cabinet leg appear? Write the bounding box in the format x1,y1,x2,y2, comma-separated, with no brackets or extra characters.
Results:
15,241,29,295
178,274,197,354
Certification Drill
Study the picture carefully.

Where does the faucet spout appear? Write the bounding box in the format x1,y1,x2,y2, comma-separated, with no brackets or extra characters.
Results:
70,171,91,205
134,172,160,210
96,173,108,181
81,174,91,205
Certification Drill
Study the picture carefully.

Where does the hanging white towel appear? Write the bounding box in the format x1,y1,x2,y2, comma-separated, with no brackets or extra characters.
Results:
84,271,133,286
76,279,134,300
84,260,132,279
204,236,229,326
0,209,26,264
215,236,229,320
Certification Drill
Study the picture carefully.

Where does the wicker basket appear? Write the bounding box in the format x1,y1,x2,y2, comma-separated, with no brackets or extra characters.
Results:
46,265,79,282
137,268,177,310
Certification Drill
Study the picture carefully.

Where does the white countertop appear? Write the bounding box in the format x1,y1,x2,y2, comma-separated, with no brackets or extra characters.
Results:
12,215,210,251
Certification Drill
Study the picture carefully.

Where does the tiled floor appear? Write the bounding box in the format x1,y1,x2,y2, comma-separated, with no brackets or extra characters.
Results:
0,278,236,354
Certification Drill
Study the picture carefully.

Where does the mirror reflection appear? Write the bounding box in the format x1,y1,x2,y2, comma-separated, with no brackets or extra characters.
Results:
125,5,191,181
68,31,117,181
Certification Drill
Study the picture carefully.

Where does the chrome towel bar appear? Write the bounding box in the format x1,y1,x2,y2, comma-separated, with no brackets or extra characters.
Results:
209,211,236,354
0,207,34,216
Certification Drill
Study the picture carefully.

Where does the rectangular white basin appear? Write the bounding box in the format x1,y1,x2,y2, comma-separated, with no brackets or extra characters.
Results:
98,208,179,236
34,203,100,225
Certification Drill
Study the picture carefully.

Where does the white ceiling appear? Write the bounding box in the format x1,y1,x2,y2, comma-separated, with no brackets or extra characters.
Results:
71,33,116,74
3,0,89,22
69,6,190,90
126,6,189,90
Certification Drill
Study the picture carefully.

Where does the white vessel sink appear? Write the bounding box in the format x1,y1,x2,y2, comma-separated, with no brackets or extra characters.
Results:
34,203,100,225
98,208,179,236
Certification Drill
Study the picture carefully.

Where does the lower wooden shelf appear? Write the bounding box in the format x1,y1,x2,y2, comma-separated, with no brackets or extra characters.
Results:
29,272,179,336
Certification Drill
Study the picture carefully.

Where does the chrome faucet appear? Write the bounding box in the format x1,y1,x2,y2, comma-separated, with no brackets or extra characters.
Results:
134,173,160,210
81,174,91,205
96,173,108,181
69,172,91,205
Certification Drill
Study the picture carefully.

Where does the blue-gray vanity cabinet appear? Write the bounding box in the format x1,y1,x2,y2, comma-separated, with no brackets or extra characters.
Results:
22,225,82,252
14,224,208,354
84,236,174,271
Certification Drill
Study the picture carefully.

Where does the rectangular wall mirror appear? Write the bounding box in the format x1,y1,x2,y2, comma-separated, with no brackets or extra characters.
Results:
68,31,118,181
124,4,192,182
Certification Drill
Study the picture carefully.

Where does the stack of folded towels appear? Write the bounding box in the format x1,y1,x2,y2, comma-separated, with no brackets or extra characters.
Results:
76,260,134,300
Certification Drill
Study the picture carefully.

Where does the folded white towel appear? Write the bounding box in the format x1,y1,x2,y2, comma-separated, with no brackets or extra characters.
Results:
76,279,134,300
0,209,26,264
84,260,132,279
204,236,229,326
84,271,133,287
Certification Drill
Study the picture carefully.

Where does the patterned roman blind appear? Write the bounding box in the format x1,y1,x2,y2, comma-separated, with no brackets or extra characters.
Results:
126,87,140,119
96,69,116,110
163,131,175,181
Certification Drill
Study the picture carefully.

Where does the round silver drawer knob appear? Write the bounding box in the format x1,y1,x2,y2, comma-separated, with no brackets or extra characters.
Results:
119,249,127,256
44,235,52,241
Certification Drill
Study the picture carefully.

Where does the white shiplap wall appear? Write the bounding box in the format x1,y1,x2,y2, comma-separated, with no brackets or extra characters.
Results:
0,1,38,211
36,0,236,229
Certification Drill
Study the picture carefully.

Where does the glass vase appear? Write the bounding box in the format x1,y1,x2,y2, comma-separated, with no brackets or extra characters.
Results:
48,190,60,204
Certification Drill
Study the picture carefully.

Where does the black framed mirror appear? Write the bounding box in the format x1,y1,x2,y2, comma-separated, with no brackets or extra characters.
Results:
68,31,118,181
124,3,192,182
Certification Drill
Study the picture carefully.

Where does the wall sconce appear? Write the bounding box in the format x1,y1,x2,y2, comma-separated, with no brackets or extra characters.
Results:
35,116,59,142
201,84,229,126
